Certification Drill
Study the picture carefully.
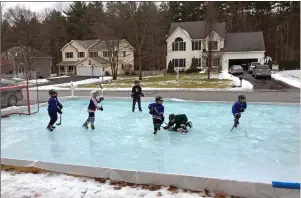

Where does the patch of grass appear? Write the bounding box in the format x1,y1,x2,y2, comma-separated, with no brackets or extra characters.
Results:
72,72,232,89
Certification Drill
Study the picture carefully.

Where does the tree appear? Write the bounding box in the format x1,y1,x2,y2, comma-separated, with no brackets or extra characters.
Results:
4,5,43,79
186,57,199,73
167,60,174,73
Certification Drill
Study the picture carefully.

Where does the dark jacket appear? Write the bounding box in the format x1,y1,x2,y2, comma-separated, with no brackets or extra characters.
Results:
232,101,247,115
48,97,61,114
168,114,188,131
132,85,142,97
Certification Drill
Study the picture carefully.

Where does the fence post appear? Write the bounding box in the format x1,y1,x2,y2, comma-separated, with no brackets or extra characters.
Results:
71,81,74,97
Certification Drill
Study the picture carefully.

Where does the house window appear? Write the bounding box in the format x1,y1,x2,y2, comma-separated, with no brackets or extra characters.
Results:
78,52,85,58
193,58,202,67
103,51,108,57
207,41,218,50
172,37,186,51
60,66,65,72
89,52,98,57
172,58,186,68
65,52,73,58
89,60,92,65
123,51,126,57
192,41,202,51
68,66,74,71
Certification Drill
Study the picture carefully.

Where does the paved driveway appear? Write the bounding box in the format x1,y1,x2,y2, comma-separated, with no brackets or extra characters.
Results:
240,71,299,91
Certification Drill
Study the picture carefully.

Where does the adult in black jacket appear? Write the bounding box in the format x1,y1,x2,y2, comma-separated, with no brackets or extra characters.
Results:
131,80,144,112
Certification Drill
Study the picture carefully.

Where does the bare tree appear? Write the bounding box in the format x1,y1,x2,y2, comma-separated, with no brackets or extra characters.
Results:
4,5,42,79
91,2,124,80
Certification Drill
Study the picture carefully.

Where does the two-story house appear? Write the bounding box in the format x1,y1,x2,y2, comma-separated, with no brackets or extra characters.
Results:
57,39,135,76
166,21,266,72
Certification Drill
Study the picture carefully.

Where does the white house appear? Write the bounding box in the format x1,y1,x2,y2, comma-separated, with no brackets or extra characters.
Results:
166,21,266,72
57,39,135,76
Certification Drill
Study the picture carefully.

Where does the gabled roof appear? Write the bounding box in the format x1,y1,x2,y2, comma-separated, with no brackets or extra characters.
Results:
89,39,135,51
224,32,265,52
75,57,109,66
168,21,226,39
7,46,52,58
73,39,100,49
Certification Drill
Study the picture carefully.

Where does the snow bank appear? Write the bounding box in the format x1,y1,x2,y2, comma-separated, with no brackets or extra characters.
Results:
219,71,254,90
272,70,300,88
28,79,49,84
1,171,216,198
55,76,113,87
48,75,70,79
1,78,49,85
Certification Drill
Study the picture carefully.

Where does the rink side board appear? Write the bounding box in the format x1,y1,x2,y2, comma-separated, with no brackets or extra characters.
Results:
1,158,299,198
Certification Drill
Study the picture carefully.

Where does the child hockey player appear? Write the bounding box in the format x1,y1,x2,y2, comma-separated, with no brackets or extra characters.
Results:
131,80,144,112
148,96,164,134
82,89,104,129
163,114,192,133
232,94,247,128
47,89,63,131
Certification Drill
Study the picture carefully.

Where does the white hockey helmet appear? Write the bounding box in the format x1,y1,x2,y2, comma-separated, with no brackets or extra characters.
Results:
90,89,99,97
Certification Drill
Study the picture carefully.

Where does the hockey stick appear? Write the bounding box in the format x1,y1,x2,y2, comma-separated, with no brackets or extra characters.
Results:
230,116,240,132
56,114,62,125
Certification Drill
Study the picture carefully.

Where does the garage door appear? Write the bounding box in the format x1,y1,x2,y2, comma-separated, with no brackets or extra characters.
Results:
77,66,101,76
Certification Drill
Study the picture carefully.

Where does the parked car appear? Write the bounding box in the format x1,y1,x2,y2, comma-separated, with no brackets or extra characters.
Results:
252,65,271,79
228,65,244,75
248,62,261,73
1,82,24,107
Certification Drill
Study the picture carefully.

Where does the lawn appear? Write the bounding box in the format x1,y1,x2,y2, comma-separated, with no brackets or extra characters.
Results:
76,73,233,89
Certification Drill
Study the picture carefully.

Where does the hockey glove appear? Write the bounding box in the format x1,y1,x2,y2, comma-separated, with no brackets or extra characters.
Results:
100,97,104,101
234,113,241,119
140,93,144,97
58,104,63,109
98,106,103,111
241,108,245,112
58,109,62,114
149,108,154,115
131,93,134,98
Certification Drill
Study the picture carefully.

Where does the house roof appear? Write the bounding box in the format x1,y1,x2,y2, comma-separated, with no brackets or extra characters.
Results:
72,39,99,49
89,39,135,51
224,32,265,52
89,57,109,64
168,21,226,39
7,47,52,58
57,61,79,66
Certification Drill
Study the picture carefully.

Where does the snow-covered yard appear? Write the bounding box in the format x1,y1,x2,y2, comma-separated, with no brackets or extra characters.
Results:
1,78,50,85
272,70,300,88
35,72,253,92
1,170,232,198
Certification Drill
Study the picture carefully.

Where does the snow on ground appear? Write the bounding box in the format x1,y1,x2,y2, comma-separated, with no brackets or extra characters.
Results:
34,72,253,92
1,78,49,85
48,75,70,79
1,171,229,198
272,70,300,88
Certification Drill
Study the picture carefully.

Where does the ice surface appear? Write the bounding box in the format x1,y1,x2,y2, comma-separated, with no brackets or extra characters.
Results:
1,98,300,183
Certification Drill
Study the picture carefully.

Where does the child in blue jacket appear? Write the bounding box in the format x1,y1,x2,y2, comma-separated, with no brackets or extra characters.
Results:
47,89,63,131
232,94,247,128
148,96,164,134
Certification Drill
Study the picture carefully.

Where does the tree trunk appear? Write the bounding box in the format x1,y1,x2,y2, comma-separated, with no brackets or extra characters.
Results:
138,47,142,80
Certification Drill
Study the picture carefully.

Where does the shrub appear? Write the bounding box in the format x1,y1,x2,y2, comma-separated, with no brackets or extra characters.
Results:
268,59,272,70
167,60,174,73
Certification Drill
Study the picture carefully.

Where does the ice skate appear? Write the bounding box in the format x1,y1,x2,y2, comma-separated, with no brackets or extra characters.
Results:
82,123,88,129
47,125,53,132
91,124,95,130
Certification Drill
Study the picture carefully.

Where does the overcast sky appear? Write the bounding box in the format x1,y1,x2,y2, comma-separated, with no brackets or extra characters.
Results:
2,2,71,13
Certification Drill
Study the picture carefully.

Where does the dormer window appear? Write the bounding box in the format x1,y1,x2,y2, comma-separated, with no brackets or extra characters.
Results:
208,41,218,50
172,37,186,51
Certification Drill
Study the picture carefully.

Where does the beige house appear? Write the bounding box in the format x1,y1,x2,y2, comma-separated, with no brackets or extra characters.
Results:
57,39,135,76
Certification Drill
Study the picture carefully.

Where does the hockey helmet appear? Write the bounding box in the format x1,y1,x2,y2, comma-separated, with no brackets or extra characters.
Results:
169,114,175,120
49,89,57,96
134,80,140,84
238,94,246,100
90,89,99,97
155,96,163,102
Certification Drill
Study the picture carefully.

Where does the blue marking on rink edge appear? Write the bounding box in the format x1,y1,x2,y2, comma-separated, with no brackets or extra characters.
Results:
272,181,300,189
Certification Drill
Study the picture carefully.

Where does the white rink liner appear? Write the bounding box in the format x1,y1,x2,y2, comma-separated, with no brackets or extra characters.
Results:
1,158,299,198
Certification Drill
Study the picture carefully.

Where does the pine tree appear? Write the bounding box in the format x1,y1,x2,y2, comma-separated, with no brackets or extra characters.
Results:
167,60,174,73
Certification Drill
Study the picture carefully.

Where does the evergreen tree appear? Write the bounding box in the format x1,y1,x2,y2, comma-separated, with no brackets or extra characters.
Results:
167,60,174,73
